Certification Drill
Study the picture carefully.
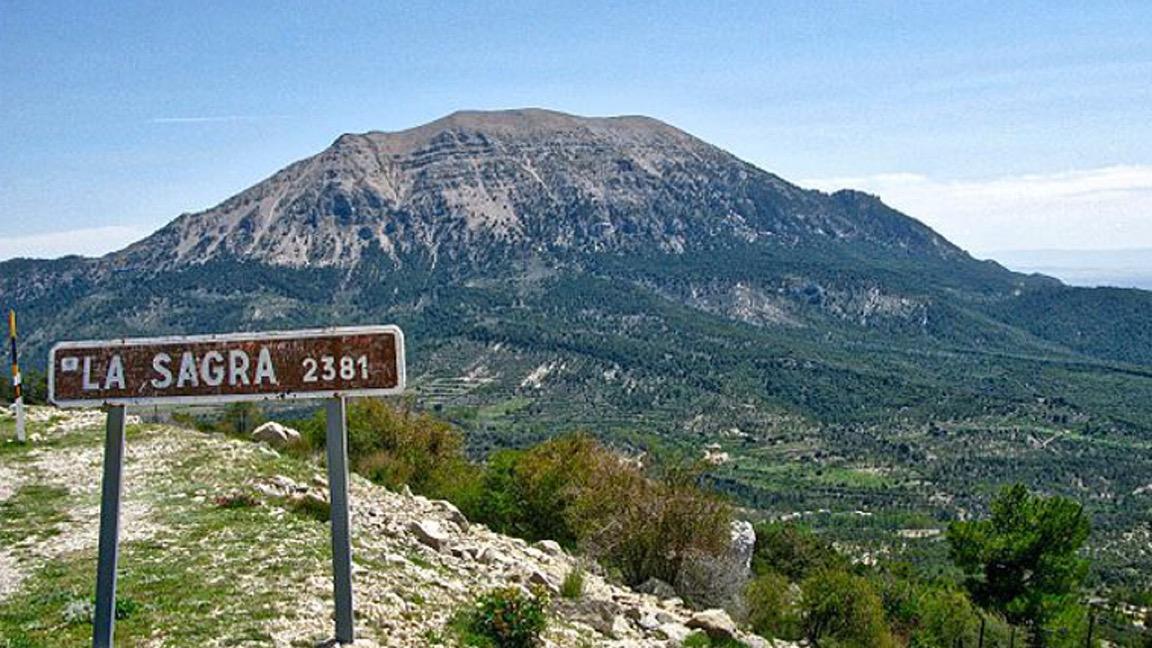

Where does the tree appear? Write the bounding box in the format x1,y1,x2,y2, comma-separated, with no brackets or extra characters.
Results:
751,522,847,581
947,484,1091,646
746,571,801,640
800,568,895,647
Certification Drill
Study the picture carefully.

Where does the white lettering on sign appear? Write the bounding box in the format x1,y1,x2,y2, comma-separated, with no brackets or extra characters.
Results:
83,357,100,391
255,348,278,386
202,350,225,387
72,346,282,393
152,353,173,388
302,355,369,383
229,350,250,386
105,355,126,390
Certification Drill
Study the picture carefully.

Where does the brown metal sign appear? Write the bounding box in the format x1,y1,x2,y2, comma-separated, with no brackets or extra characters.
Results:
49,325,405,407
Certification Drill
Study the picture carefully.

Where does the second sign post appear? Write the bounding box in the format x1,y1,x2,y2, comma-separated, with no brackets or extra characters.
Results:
49,326,406,648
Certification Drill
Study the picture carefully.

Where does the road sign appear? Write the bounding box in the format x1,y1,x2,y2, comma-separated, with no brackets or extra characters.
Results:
55,325,406,647
49,325,404,407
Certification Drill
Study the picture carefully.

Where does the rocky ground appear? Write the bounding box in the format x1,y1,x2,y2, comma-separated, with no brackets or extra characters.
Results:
0,407,784,647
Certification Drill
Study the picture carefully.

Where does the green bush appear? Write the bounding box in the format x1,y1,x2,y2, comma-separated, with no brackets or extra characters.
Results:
572,457,731,586
751,522,846,581
468,435,604,546
468,434,732,588
307,399,482,504
745,571,800,639
208,402,266,436
907,585,981,648
457,586,549,648
800,568,895,648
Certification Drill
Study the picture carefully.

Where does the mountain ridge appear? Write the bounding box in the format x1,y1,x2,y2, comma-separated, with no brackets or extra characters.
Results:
4,108,1152,587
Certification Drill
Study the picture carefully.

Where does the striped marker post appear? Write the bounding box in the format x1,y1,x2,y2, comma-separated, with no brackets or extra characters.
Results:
8,309,25,442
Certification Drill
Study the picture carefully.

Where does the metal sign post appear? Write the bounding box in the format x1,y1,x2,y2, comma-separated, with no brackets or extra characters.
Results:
326,397,354,643
93,406,126,648
47,326,405,647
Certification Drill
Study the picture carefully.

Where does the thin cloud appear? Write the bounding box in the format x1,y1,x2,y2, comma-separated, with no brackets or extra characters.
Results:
802,165,1152,254
0,225,148,261
149,114,291,124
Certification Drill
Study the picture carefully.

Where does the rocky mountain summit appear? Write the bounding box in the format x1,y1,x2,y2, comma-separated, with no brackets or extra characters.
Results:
0,407,783,646
109,108,961,272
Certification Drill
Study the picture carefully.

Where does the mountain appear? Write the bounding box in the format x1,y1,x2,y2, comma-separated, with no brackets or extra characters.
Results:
4,109,1152,586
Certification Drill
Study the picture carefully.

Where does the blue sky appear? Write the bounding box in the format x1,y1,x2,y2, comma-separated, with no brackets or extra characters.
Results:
2,1,1150,260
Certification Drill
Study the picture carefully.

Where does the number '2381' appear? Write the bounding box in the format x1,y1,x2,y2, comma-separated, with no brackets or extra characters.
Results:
302,355,370,382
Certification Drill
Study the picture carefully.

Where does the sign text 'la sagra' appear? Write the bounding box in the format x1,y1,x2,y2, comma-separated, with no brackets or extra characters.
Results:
49,326,405,407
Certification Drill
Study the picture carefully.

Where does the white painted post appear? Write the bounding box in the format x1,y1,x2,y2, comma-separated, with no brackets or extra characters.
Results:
14,390,25,443
8,309,25,443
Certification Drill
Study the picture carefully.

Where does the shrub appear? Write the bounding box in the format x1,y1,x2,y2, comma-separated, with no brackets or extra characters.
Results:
908,585,981,648
560,566,585,600
745,571,800,639
469,435,605,546
211,402,266,436
751,522,846,581
800,568,895,648
308,399,482,503
466,434,731,589
458,586,549,648
570,445,731,587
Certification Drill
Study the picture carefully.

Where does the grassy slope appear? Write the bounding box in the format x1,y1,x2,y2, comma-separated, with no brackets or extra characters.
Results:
0,408,753,648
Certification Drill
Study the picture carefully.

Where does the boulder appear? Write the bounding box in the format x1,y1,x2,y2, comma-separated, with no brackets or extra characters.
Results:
534,539,564,556
686,609,738,640
251,421,301,448
635,577,678,600
434,499,470,532
408,519,450,551
477,546,511,565
528,569,559,595
559,598,624,637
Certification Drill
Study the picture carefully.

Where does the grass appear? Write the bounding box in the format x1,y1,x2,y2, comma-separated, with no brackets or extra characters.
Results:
0,484,71,544
0,498,329,646
0,419,337,646
683,631,749,647
560,566,585,599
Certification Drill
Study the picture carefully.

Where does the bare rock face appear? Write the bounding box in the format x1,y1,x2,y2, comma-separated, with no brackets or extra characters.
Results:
108,108,962,275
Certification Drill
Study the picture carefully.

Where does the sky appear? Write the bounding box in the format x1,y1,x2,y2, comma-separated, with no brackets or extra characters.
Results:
1,1,1150,264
